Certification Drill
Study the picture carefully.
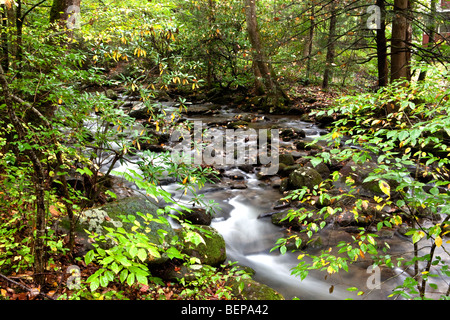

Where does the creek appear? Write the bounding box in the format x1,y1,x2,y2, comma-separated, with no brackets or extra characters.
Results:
90,96,448,300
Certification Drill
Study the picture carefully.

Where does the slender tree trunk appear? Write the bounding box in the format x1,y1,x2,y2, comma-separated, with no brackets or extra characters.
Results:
16,0,23,67
245,0,288,103
204,0,215,89
1,4,8,73
322,1,337,89
0,64,47,286
50,0,81,24
245,0,274,92
391,0,410,83
376,0,389,86
305,4,315,82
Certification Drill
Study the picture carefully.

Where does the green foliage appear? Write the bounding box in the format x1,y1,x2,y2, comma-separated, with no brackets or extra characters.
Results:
276,64,450,299
178,262,251,300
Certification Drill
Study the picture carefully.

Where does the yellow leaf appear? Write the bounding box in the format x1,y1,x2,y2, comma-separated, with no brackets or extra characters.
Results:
435,236,443,247
379,180,390,197
155,123,159,132
332,131,340,140
297,254,305,260
182,176,188,184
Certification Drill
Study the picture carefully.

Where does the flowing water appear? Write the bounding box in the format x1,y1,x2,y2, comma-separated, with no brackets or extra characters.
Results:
96,99,449,300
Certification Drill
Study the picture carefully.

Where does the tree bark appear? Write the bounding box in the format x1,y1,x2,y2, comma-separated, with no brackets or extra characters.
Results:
305,4,315,82
245,0,288,103
391,0,410,83
1,4,8,73
322,1,337,89
376,0,389,87
50,0,81,24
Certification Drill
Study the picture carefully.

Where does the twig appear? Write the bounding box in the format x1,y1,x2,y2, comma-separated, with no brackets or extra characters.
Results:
0,273,55,300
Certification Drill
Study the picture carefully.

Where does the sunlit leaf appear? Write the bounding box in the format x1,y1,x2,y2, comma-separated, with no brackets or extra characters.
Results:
379,180,390,197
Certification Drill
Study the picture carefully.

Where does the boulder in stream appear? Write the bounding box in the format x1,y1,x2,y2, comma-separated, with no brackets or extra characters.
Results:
228,278,284,300
177,226,227,267
288,167,323,190
174,207,213,226
60,196,175,265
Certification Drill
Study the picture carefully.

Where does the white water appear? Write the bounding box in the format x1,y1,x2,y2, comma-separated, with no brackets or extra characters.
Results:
95,102,449,300
211,195,353,300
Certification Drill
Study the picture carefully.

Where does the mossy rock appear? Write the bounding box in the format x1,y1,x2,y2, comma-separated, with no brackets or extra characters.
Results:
229,278,284,300
178,226,227,267
60,196,175,263
279,153,295,166
174,208,213,226
271,210,303,230
288,167,322,190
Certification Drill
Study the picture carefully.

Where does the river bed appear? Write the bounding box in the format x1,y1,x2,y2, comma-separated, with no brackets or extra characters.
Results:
98,98,449,300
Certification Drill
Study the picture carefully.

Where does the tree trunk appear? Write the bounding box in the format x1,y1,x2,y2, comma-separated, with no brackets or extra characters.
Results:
1,4,8,73
50,0,81,24
206,0,215,90
245,0,288,104
322,1,337,89
16,0,23,66
376,0,389,87
305,4,315,82
0,64,47,286
391,0,410,83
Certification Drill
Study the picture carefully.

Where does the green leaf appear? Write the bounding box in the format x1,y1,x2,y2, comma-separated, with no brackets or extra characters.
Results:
99,274,109,287
101,255,114,265
310,157,322,168
412,231,425,244
184,231,205,246
85,250,95,265
136,273,148,286
166,246,184,260
377,222,383,231
128,245,138,258
89,278,100,292
119,269,128,283
127,272,135,286
110,262,121,274
116,255,132,267
148,245,161,259
137,248,147,262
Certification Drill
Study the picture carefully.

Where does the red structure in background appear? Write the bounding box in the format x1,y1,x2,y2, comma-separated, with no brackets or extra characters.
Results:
422,0,450,44
442,0,450,10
